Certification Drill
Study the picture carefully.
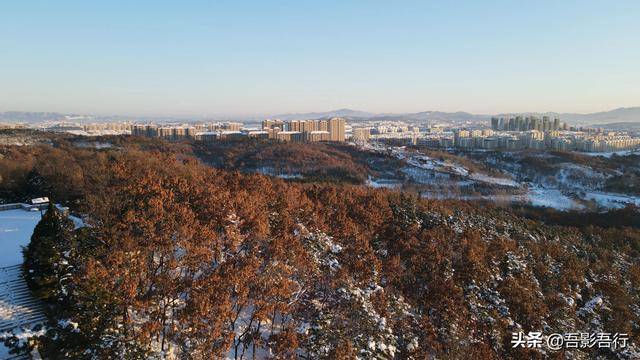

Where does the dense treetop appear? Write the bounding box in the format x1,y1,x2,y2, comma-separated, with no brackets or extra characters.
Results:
0,134,638,359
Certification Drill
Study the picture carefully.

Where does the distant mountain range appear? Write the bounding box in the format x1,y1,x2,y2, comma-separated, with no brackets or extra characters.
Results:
0,111,82,123
0,112,187,124
273,107,640,125
2,107,640,125
271,108,486,123
271,108,378,120
494,107,640,126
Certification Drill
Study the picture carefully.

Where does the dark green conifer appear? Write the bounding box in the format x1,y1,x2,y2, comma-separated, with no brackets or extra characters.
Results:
23,202,73,301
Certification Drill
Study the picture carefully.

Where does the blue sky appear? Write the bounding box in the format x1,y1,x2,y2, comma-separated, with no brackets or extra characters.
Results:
1,1,639,117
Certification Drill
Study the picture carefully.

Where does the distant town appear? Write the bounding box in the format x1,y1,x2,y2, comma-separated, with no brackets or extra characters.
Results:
2,113,640,153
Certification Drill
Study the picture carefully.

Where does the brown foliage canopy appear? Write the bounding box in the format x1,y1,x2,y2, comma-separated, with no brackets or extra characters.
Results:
1,141,638,359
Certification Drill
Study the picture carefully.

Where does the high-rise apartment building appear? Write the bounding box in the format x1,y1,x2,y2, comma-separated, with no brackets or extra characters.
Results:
328,117,346,142
491,117,499,130
491,115,566,133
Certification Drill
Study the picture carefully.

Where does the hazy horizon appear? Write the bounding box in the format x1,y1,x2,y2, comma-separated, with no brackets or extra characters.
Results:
4,104,640,120
3,105,640,121
1,1,639,117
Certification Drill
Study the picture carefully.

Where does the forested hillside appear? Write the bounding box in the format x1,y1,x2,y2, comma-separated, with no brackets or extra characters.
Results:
0,137,638,359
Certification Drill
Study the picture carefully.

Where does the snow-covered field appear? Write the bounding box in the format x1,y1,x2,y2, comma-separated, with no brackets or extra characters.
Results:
401,151,520,189
0,210,41,267
0,209,44,359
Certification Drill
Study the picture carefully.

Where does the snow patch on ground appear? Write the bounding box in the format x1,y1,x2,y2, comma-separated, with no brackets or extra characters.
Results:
577,149,640,158
0,326,46,358
366,176,402,189
526,187,585,211
577,295,608,318
469,173,519,187
583,192,640,209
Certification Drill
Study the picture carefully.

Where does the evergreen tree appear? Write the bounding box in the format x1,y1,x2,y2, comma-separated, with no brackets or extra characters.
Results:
23,202,74,301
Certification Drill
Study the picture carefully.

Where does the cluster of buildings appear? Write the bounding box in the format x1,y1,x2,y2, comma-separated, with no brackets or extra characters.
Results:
260,118,346,142
423,127,640,153
372,123,421,134
130,118,348,143
491,115,566,132
353,117,640,153
6,122,135,135
82,122,131,133
346,122,421,143
5,114,639,154
572,133,640,152
131,122,244,141
0,123,29,130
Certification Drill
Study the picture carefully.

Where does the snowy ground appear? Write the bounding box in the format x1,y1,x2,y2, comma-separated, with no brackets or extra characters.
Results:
526,187,585,211
0,210,42,267
417,188,583,210
469,173,519,187
576,149,640,158
583,191,640,209
0,265,46,359
362,144,640,212
418,185,639,211
0,209,44,359
366,177,402,189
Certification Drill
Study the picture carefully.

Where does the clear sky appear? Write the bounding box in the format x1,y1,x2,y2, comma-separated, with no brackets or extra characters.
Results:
1,1,639,117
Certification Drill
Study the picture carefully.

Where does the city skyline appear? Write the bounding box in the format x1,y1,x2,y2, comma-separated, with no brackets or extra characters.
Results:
2,1,639,116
